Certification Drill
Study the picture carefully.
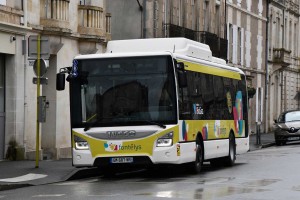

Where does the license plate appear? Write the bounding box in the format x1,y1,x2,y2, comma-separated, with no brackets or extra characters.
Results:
110,157,133,164
288,137,300,141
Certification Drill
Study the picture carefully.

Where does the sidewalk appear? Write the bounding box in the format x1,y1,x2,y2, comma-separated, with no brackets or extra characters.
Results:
0,133,275,191
0,159,101,191
249,132,275,151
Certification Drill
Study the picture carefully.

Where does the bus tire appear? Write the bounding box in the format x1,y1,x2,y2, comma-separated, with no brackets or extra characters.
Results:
189,139,203,174
210,158,223,168
101,168,116,178
224,133,236,167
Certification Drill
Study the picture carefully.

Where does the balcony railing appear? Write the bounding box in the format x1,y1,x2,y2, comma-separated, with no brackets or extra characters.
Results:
167,24,196,41
40,0,70,31
0,4,24,25
273,48,291,67
78,5,111,41
197,31,219,57
106,13,111,41
271,0,285,6
165,24,227,61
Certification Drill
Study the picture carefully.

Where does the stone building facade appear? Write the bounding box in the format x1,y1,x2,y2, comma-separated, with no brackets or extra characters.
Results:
107,0,228,63
0,0,111,160
226,0,267,134
267,0,300,131
107,0,267,134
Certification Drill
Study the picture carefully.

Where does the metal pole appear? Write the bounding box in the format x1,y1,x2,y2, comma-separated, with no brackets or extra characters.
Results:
35,35,41,168
264,0,270,132
256,122,261,145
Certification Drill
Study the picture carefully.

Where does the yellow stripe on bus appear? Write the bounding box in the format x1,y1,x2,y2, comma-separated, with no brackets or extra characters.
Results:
181,60,241,80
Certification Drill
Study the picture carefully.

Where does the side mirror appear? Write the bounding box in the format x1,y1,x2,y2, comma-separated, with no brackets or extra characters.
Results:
56,73,65,91
176,62,185,70
177,70,187,88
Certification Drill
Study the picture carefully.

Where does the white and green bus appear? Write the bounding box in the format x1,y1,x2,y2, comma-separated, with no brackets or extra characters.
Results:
57,38,249,174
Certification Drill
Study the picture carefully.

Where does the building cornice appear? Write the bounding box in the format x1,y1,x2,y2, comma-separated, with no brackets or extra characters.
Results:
229,64,266,75
0,21,31,35
227,2,267,22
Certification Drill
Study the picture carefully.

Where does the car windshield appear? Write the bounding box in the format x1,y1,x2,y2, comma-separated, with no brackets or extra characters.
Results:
280,111,300,122
69,55,177,128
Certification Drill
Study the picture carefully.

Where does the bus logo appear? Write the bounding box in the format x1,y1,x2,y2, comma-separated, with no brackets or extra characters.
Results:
107,130,136,138
104,141,122,152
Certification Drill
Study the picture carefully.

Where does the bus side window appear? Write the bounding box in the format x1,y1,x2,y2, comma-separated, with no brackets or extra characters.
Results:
191,72,204,120
201,74,214,119
223,77,234,120
213,76,224,119
178,71,192,120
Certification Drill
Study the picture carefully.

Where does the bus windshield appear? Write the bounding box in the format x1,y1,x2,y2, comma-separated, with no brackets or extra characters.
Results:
70,55,177,128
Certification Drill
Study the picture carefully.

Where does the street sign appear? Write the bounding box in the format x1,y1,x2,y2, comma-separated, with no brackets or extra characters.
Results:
28,60,35,67
28,35,50,59
33,59,48,77
33,77,48,85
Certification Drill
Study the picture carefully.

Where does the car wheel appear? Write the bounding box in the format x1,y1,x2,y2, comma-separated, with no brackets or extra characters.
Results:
275,139,281,146
275,137,286,146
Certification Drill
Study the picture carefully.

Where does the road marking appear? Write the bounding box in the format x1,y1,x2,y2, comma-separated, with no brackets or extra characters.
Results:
54,178,98,186
32,194,65,198
88,194,120,197
0,173,47,182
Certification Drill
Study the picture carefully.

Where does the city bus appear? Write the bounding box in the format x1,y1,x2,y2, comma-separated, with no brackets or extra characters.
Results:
56,38,249,174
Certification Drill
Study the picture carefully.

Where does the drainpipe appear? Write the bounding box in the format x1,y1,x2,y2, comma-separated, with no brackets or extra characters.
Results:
136,0,143,38
22,0,28,154
264,0,270,132
164,0,167,38
225,0,227,40
143,0,147,38
23,0,27,26
225,0,228,63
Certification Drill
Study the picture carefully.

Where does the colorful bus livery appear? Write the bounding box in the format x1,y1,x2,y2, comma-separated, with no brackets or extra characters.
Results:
57,38,249,174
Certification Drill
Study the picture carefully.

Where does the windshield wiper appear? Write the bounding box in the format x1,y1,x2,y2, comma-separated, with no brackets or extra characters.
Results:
84,120,99,131
137,120,166,129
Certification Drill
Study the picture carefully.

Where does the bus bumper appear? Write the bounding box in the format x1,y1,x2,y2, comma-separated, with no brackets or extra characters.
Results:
73,144,184,167
73,149,94,167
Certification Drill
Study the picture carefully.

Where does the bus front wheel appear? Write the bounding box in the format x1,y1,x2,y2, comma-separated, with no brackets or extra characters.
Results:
189,141,203,174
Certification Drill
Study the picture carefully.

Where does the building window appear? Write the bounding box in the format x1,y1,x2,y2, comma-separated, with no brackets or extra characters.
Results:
237,27,242,64
289,20,292,51
284,18,287,49
204,1,210,32
228,23,233,63
275,17,281,48
294,23,298,56
215,4,220,35
106,13,111,33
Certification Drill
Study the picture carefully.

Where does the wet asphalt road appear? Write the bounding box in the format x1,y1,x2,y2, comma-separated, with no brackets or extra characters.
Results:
1,142,300,200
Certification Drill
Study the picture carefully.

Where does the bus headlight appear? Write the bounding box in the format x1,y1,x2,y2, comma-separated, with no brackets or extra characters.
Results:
156,132,173,147
74,135,89,150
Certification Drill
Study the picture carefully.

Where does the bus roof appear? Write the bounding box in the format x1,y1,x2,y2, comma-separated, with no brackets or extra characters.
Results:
75,38,244,75
106,38,212,62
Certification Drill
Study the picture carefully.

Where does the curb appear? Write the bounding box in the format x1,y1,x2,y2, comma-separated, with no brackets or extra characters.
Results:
0,183,32,191
261,142,276,148
66,167,102,181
